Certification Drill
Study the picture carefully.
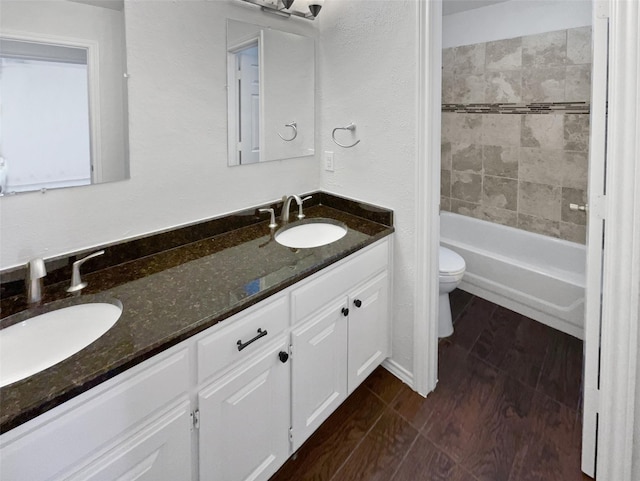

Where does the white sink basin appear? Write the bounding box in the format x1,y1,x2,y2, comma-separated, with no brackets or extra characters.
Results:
0,302,122,387
275,219,347,249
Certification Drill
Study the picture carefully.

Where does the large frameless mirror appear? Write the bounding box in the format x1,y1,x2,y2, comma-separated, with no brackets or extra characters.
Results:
0,0,129,195
227,19,315,166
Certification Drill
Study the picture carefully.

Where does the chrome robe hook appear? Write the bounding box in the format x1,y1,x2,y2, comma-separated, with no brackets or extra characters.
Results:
331,123,360,148
277,122,298,141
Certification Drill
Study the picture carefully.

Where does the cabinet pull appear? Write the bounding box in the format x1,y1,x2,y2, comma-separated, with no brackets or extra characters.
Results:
341,307,349,317
353,299,362,308
237,328,268,351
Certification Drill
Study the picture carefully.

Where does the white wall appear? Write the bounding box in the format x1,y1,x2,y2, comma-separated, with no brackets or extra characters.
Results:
318,0,419,375
443,0,591,48
0,0,319,269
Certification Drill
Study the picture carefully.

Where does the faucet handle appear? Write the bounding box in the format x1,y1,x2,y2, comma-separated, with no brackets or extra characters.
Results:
26,258,47,305
259,208,277,229
67,250,105,293
297,195,312,220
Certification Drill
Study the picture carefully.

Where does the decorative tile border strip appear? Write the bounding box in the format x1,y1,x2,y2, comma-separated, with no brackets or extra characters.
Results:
442,101,590,114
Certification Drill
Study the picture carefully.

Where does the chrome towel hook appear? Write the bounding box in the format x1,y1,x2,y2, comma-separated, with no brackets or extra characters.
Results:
277,121,298,141
331,123,360,148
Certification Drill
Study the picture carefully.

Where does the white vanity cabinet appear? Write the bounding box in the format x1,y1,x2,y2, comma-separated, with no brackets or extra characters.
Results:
196,294,291,481
0,349,192,481
289,241,390,450
0,237,392,481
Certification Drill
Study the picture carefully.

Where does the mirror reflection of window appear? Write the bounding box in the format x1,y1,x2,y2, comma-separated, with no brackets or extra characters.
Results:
0,39,92,193
0,0,129,195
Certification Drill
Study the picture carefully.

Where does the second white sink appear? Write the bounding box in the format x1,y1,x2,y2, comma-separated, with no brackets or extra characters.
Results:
275,219,347,249
0,301,122,387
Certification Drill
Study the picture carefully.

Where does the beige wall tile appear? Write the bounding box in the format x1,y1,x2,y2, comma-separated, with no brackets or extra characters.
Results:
519,181,562,221
441,169,451,198
565,64,591,102
441,113,456,143
519,148,563,185
441,141,452,170
451,171,482,203
485,71,522,103
564,114,590,152
452,143,482,172
522,67,566,102
522,29,567,68
486,37,522,70
521,114,564,149
442,74,456,103
517,214,561,238
477,205,518,227
450,198,483,219
561,187,588,225
562,151,589,190
454,75,486,103
559,222,586,244
440,196,452,212
567,26,592,65
453,43,485,75
483,175,518,210
483,145,519,178
445,114,483,144
443,47,456,74
482,114,521,146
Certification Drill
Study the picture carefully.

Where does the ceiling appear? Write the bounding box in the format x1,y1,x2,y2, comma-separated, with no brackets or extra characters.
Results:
442,0,511,16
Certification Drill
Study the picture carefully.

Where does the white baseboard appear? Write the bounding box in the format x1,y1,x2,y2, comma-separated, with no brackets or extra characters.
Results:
382,358,414,390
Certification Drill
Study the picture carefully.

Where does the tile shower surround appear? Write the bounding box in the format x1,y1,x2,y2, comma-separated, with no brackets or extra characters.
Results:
441,27,591,243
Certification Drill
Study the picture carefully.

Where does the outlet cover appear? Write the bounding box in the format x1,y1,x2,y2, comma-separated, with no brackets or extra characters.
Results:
324,151,334,172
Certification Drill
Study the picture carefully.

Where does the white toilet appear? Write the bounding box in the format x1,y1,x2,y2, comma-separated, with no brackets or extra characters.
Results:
438,246,466,338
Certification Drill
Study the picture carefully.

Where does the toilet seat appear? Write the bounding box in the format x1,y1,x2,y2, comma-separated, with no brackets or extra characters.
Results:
439,246,465,276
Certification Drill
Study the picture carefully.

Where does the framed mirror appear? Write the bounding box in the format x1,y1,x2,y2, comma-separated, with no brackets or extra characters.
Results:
227,19,314,166
0,0,129,195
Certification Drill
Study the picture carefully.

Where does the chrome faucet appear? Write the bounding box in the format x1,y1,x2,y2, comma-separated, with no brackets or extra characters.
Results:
281,195,302,223
67,250,105,293
281,194,312,223
26,258,47,305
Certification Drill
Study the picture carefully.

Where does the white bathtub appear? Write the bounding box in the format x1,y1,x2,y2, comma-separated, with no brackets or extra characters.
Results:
440,212,586,339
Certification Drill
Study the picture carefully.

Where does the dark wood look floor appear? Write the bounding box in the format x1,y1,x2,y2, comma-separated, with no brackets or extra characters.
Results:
269,290,591,481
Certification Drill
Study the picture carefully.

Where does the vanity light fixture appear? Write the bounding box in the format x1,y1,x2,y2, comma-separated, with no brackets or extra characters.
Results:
238,0,323,20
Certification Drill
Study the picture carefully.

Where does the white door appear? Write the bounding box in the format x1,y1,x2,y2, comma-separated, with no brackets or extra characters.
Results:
236,45,260,165
581,1,609,476
291,297,348,451
198,338,290,481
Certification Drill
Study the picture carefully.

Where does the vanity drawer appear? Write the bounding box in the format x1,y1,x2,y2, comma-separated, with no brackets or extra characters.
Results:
292,240,389,324
197,294,289,383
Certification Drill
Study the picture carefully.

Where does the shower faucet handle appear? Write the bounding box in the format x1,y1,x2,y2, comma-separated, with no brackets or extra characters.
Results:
569,203,588,212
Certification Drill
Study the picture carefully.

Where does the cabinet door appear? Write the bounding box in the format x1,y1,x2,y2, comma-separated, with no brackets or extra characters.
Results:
198,337,290,481
348,272,389,393
291,298,348,450
62,401,192,481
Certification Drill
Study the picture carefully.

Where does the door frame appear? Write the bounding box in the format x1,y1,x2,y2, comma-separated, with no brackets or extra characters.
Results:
413,0,441,396
595,1,640,479
416,0,640,478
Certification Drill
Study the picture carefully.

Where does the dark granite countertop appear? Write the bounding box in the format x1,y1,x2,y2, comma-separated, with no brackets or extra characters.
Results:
0,197,393,434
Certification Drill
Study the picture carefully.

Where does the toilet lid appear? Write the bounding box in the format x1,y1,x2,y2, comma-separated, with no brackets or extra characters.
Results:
439,246,465,275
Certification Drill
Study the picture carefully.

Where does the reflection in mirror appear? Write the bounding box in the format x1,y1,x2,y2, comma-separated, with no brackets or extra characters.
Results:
0,0,129,195
227,20,314,166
